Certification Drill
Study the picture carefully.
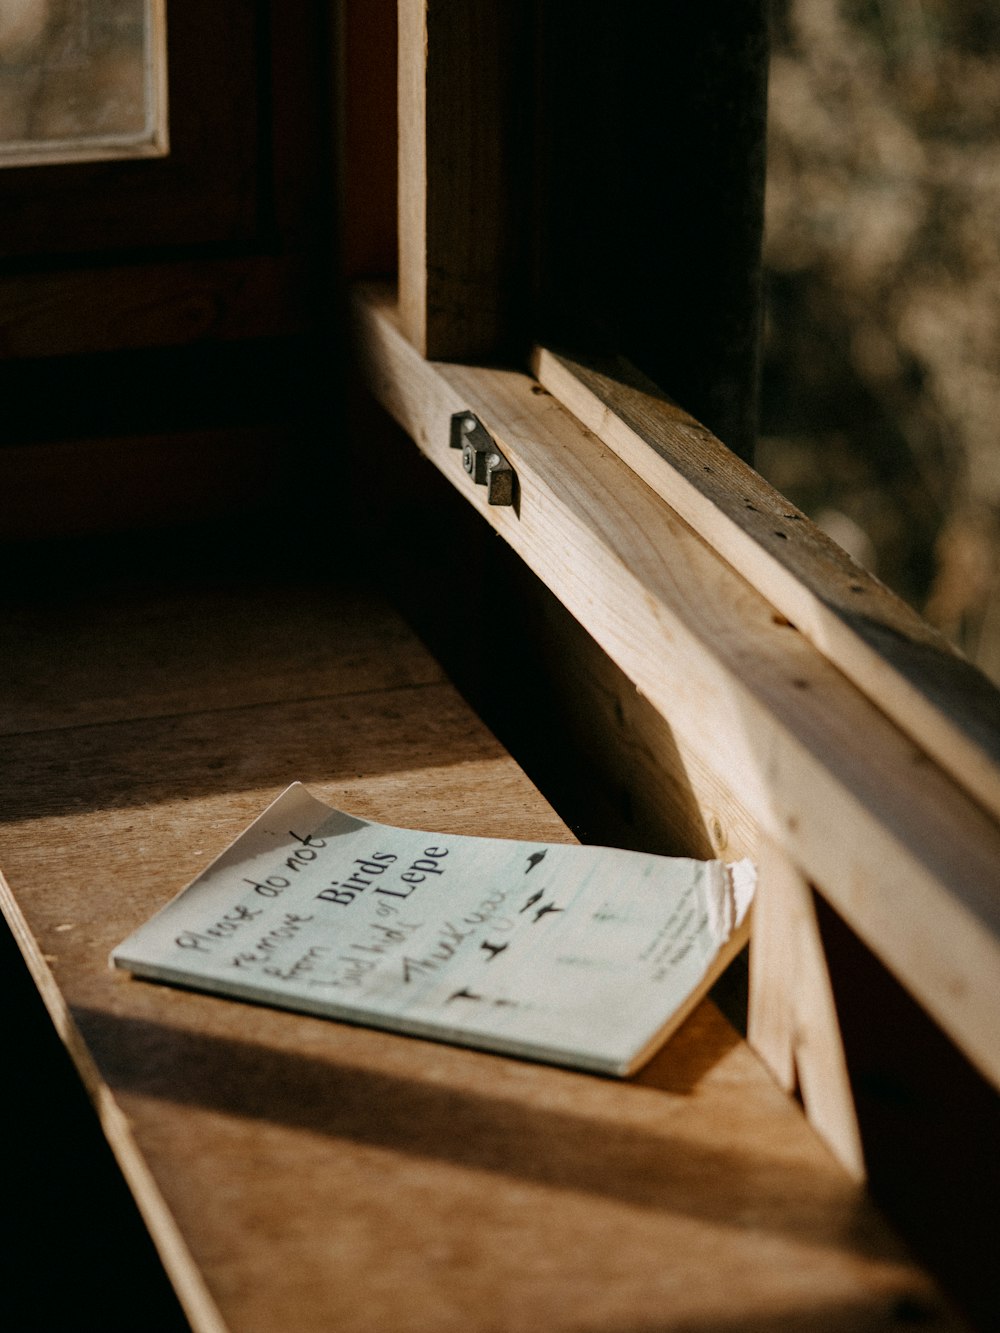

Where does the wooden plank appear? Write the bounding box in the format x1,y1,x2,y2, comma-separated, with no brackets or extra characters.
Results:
0,256,311,357
0,569,955,1330
0,579,558,1331
533,346,1000,826
0,428,292,543
397,0,530,359
0,580,443,736
523,582,761,862
396,0,427,343
356,283,1000,1090
749,838,865,1181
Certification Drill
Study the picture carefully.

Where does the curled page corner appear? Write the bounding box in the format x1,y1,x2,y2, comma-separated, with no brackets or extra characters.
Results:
705,858,757,945
728,858,757,929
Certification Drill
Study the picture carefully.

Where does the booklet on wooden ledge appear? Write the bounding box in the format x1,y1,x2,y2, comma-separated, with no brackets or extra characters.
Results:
111,783,755,1077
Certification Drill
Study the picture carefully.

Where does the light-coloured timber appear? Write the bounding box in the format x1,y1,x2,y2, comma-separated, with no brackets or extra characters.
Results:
396,0,426,348
356,282,1000,1092
533,346,1000,826
522,583,762,862
397,0,528,359
749,837,866,1181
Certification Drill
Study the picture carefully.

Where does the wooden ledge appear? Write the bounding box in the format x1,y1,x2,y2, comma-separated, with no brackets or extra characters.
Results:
0,555,956,1331
532,345,1000,828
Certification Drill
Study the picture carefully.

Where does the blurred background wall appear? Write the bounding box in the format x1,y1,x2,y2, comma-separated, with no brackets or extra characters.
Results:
761,0,1000,683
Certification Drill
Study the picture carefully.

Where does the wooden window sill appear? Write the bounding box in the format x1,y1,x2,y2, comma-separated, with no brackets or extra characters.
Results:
0,550,955,1331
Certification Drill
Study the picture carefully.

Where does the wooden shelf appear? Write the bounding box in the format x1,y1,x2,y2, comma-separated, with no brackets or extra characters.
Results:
0,546,956,1331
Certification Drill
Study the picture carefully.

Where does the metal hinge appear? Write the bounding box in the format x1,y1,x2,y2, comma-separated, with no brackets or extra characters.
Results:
449,412,515,506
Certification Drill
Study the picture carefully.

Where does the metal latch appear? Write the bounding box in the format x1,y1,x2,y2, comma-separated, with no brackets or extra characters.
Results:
449,412,515,506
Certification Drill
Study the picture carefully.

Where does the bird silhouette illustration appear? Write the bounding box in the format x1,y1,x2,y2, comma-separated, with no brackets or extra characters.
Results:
533,902,564,923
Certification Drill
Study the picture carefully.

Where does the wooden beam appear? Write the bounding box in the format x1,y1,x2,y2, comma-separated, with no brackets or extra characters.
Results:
0,256,311,356
749,838,865,1181
533,346,1000,826
397,0,531,360
355,283,1000,1091
524,585,761,863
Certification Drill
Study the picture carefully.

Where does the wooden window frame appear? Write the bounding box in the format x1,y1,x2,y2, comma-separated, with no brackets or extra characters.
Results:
352,0,1000,1174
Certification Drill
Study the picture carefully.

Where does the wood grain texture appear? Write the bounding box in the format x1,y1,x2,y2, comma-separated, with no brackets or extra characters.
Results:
0,581,443,736
396,0,427,345
0,428,294,543
0,567,955,1331
397,0,531,359
356,283,1000,1091
533,346,1000,826
749,838,865,1182
524,582,761,862
0,256,311,357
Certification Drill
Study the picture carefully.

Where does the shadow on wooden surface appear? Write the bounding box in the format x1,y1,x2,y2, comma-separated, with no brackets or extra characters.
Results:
73,1003,909,1264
